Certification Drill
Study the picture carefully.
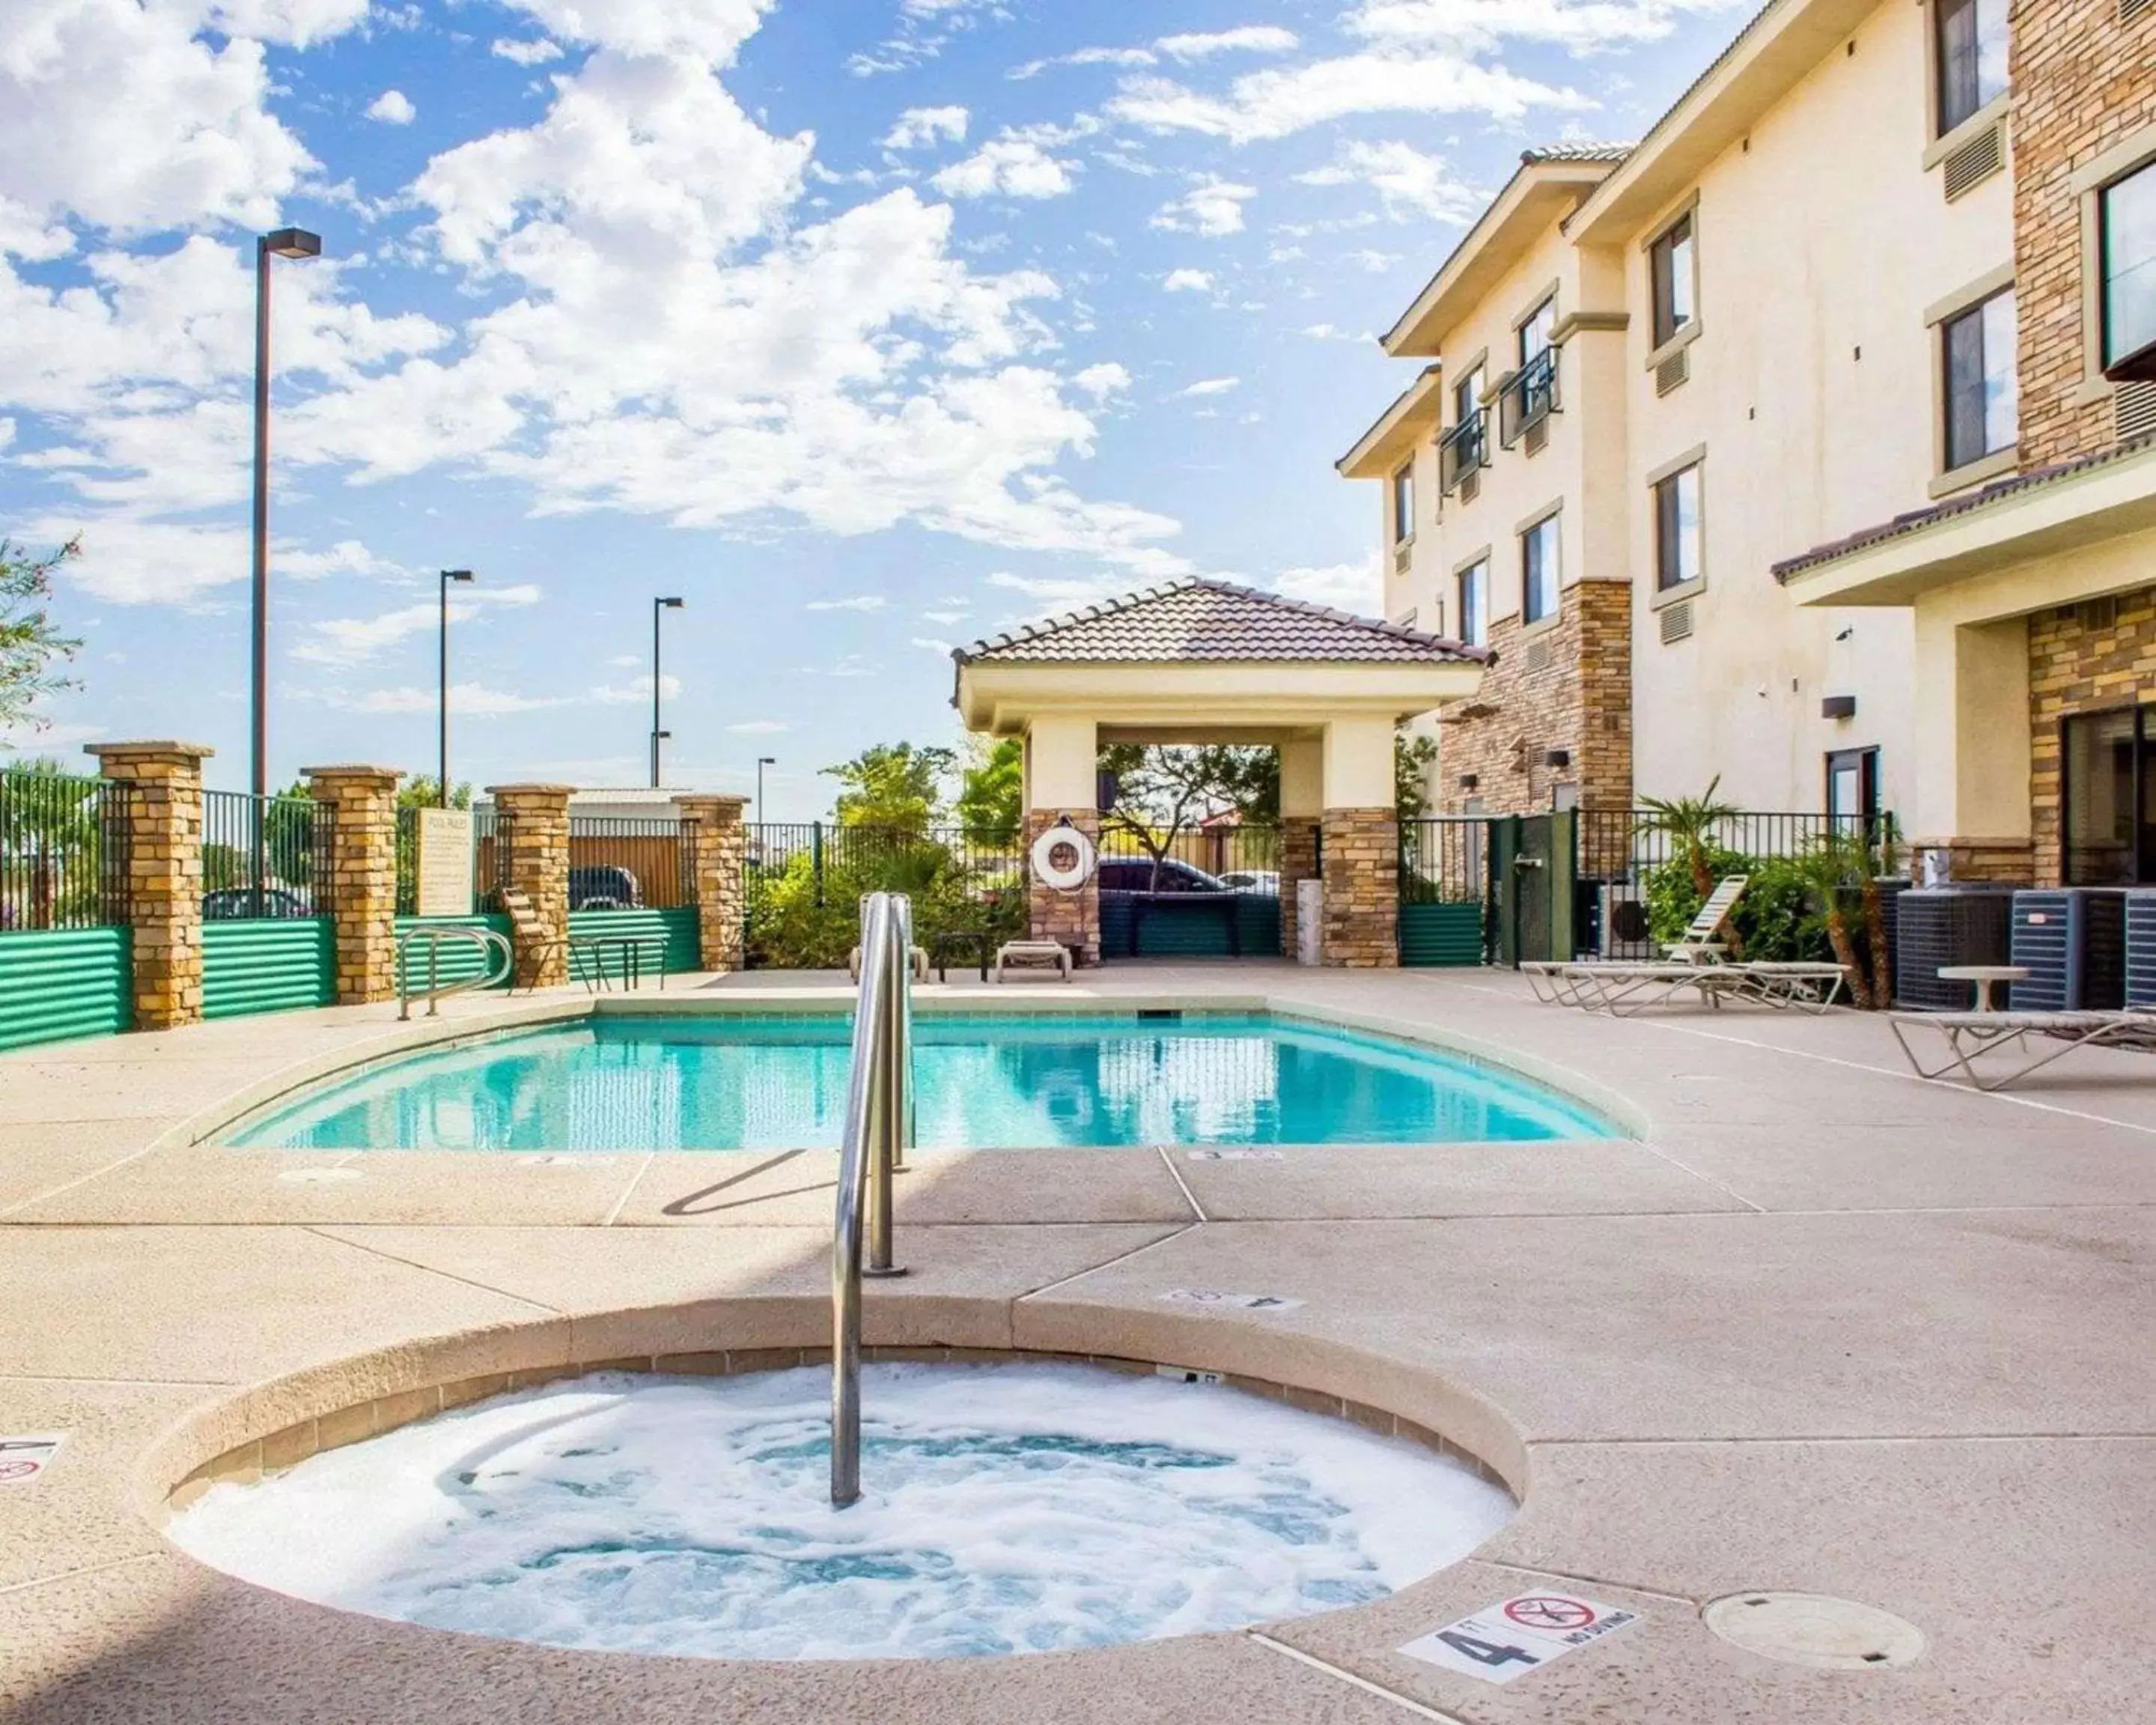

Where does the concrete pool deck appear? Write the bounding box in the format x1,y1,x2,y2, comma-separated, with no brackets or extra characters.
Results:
0,963,2149,1723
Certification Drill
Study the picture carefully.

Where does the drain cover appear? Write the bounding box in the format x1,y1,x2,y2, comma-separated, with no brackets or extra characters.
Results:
1703,1592,1924,1670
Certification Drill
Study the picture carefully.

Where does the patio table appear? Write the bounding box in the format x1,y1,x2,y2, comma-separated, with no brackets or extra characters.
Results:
1937,964,2029,1012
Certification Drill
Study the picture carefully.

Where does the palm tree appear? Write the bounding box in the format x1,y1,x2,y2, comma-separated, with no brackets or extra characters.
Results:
1796,825,1900,1010
1636,777,1742,900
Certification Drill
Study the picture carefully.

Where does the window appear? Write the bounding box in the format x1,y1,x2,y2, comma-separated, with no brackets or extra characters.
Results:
1827,749,1881,834
2062,706,2156,884
2101,161,2156,380
1392,463,1415,544
1454,365,1484,425
1521,515,1560,624
1935,0,2006,136
1942,288,2017,471
1457,559,1488,647
1517,296,1556,368
1502,301,1559,445
1654,463,1703,591
1440,362,1489,493
1650,214,1696,349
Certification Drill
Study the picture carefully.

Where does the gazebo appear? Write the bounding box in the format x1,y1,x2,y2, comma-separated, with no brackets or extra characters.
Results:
950,578,1489,967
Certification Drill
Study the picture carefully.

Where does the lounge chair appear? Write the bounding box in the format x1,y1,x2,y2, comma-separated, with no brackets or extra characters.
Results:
1523,874,1760,1006
993,940,1073,982
848,943,930,983
1889,1008,2156,1091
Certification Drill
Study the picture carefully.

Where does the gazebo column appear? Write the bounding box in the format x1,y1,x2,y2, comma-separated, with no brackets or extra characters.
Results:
1320,718,1399,969
1024,716,1100,966
1278,739,1323,963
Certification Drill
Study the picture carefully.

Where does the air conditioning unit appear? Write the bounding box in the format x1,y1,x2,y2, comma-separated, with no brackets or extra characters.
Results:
1894,887,2018,1009
2010,889,2127,1011
2125,891,2156,1008
1598,883,1651,958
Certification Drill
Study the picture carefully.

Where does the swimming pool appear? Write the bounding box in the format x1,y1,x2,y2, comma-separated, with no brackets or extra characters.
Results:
228,1012,1619,1151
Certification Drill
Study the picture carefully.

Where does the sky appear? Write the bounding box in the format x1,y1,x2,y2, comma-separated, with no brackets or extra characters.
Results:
0,0,1750,818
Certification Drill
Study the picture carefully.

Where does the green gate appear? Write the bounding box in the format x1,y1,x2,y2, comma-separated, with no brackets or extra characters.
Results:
1493,812,1575,967
1398,816,1494,967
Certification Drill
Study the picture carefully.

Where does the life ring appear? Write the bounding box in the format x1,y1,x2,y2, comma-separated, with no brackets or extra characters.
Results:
1029,824,1097,892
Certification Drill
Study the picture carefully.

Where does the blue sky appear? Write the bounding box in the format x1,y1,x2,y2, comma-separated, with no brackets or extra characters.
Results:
1,0,1746,818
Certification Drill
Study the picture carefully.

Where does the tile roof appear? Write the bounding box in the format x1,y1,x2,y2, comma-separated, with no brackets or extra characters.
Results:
1520,142,1634,164
1773,433,2156,580
953,578,1490,666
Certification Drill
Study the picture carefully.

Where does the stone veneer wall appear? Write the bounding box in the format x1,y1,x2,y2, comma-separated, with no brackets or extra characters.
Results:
2011,0,2156,468
305,765,401,1005
1276,816,1320,963
491,785,574,988
1319,809,1398,968
84,742,212,1032
2025,584,2156,886
1436,581,1632,815
1025,809,1101,965
676,794,749,973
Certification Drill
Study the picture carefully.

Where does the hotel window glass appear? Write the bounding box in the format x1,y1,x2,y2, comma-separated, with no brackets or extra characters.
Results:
1454,365,1484,426
1392,463,1415,544
2100,161,2156,380
1458,559,1488,647
1650,214,1696,348
1935,0,2006,136
2062,706,2156,885
1517,296,1556,368
1654,463,1702,591
1521,515,1561,624
1943,288,2017,471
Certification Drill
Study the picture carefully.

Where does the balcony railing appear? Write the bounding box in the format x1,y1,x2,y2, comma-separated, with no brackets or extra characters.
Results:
1437,410,1489,496
1498,347,1560,448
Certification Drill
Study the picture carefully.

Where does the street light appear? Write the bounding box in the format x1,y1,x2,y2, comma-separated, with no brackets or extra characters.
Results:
651,596,685,788
438,571,474,806
250,226,323,809
757,755,776,816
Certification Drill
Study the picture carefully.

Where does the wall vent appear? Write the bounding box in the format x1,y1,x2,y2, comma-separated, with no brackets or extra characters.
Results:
1941,124,2003,201
1393,542,1413,576
1523,418,1548,457
2117,380,2156,442
1655,347,1690,397
1458,470,1480,505
2078,594,2119,633
1526,637,1552,672
2125,0,2153,25
1659,599,1694,644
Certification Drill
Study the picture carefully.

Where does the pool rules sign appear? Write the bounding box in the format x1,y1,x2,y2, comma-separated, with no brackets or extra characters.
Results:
1398,1592,1641,1685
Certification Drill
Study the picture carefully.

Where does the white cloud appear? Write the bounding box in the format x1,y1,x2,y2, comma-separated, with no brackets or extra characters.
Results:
1296,140,1482,224
296,582,543,667
1150,177,1256,237
365,89,416,125
1072,362,1131,398
347,681,561,716
806,594,888,612
1154,26,1300,58
1347,0,1741,55
725,719,789,734
881,106,969,150
1163,268,1214,293
1269,555,1383,616
987,570,1136,610
1179,377,1240,398
932,137,1078,200
499,0,776,63
490,36,567,64
1107,55,1586,144
1010,45,1157,79
912,636,953,653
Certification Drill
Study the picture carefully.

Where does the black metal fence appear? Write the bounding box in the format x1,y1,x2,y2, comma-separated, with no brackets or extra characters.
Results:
201,788,332,919
1398,817,1490,906
745,823,1028,969
567,815,692,910
0,764,131,932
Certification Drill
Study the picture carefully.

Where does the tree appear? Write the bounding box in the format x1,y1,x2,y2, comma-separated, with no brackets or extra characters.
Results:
1636,777,1743,901
0,757,103,929
955,737,1023,843
1098,743,1273,889
823,742,955,832
398,776,473,810
1395,729,1439,818
0,538,83,737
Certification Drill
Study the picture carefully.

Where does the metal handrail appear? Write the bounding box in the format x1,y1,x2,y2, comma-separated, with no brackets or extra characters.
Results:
832,891,910,1506
397,925,514,1020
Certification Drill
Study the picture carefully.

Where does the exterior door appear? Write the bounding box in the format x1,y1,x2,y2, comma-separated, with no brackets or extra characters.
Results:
2062,705,2156,883
1826,748,1879,834
1498,812,1576,966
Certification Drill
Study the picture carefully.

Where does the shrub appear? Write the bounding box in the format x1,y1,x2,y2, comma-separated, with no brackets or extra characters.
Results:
744,837,1026,970
1641,848,1832,962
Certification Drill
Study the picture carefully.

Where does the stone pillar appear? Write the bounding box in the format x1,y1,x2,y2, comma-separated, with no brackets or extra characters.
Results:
489,783,573,988
1320,810,1401,969
304,764,402,1005
1277,737,1323,964
1026,809,1102,966
84,740,212,1032
675,794,750,973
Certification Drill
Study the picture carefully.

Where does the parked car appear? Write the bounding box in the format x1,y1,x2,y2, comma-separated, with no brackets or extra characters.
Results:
1217,869,1280,895
201,886,314,919
1097,857,1228,895
569,865,643,910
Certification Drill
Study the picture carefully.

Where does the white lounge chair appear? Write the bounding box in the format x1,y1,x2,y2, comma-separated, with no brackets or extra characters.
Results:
994,940,1072,982
848,943,929,983
1890,1008,2156,1091
1523,874,1758,1006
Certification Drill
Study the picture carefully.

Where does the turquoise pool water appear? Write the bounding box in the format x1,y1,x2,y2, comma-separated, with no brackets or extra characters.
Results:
229,1014,1617,1151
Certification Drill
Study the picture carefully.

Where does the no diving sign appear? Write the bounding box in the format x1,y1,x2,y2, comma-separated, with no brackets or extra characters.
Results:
1398,1592,1641,1685
0,1435,65,1487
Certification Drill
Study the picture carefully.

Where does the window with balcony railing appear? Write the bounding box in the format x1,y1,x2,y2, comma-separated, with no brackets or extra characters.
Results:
1438,410,1488,494
1498,347,1559,447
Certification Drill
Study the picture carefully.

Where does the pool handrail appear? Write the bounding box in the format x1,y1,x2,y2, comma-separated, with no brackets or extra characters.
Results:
397,925,515,1021
833,891,910,1506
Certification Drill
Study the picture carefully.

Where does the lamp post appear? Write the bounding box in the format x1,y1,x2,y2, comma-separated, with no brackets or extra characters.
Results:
249,226,323,809
651,596,684,788
438,571,474,806
757,755,776,816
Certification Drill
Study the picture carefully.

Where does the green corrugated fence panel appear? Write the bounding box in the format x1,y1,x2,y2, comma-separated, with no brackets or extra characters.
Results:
566,907,701,980
1097,895,1282,959
0,927,133,1051
395,915,514,992
1399,901,1485,967
201,919,335,1020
